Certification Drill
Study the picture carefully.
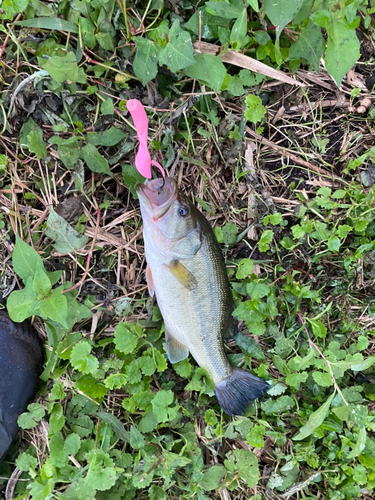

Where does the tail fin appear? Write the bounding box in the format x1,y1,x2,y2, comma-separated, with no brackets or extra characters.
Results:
215,368,270,416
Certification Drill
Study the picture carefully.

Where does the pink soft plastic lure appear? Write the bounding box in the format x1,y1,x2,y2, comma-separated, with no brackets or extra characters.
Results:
127,99,165,179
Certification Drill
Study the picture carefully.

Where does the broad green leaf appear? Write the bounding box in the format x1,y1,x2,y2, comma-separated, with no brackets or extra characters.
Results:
158,20,195,72
350,356,375,372
114,322,139,354
45,209,88,254
155,350,167,372
185,8,230,40
247,424,265,448
285,372,308,390
104,373,127,389
7,279,41,322
151,390,175,423
97,411,129,442
310,319,327,338
33,261,52,297
138,411,158,433
46,270,63,286
75,375,107,401
236,333,266,360
0,154,7,171
267,382,287,396
16,452,38,473
266,212,283,225
173,358,192,378
65,433,81,456
133,37,160,85
222,221,238,245
311,10,360,86
149,485,167,500
204,409,217,426
129,425,145,449
288,20,325,71
65,479,95,500
49,136,81,169
359,453,375,472
184,54,227,92
348,403,367,429
70,340,99,374
201,465,226,491
87,127,126,147
56,332,82,360
227,449,259,487
236,259,255,279
27,130,48,159
185,367,215,394
262,396,295,415
250,321,266,336
80,17,96,48
230,8,247,44
327,235,340,252
17,403,45,429
101,98,114,116
13,17,78,32
40,287,68,328
214,225,223,243
130,390,155,410
312,371,333,387
95,32,114,51
12,235,44,282
246,0,259,11
246,281,269,300
50,433,66,467
163,450,191,468
336,224,352,238
245,95,266,124
20,118,45,154
206,1,243,19
43,52,87,83
262,0,302,33
2,0,29,20
85,450,117,491
347,427,367,459
49,403,65,433
81,144,111,175
122,164,146,199
357,335,369,351
293,392,335,440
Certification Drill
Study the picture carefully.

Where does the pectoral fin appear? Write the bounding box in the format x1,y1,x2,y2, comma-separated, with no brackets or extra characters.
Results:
146,265,154,297
165,329,189,363
165,260,197,291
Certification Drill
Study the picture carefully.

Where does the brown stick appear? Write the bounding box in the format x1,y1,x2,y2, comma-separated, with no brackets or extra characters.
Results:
193,41,305,88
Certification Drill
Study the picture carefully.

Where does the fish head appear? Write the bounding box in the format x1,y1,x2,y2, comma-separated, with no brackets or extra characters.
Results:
136,178,198,242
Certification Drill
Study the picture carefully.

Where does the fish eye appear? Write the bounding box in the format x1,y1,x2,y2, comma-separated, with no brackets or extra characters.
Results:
178,206,188,217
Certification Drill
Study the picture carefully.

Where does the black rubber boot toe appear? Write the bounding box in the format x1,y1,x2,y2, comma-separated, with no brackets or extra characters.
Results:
0,311,43,462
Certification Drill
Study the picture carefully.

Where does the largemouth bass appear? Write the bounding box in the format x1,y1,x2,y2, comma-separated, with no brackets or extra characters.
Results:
136,178,269,415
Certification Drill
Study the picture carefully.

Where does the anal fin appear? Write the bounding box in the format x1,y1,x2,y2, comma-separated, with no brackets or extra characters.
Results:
165,260,197,291
165,329,189,364
146,265,154,297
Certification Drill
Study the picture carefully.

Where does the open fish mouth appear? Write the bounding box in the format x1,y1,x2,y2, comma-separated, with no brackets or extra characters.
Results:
136,178,177,219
